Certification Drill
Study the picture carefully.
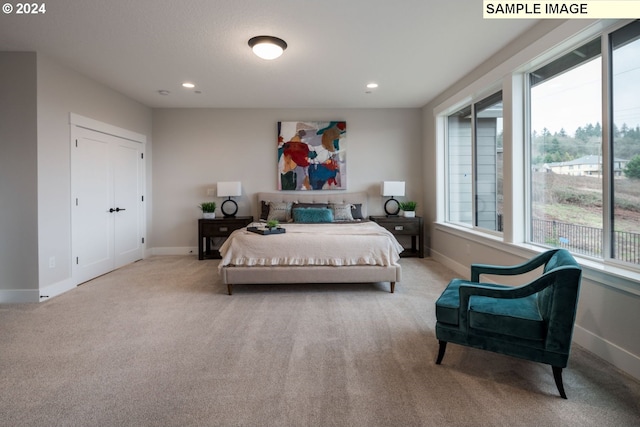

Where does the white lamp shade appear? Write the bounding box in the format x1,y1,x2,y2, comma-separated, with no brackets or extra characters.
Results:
381,181,405,197
217,181,242,198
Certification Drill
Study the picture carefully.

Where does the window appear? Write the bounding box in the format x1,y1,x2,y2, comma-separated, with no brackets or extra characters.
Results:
447,106,473,226
611,21,640,265
446,93,503,232
527,20,640,266
441,20,640,270
529,39,602,258
475,93,503,232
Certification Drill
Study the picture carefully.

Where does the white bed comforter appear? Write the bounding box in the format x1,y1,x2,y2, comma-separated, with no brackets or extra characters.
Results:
218,222,404,272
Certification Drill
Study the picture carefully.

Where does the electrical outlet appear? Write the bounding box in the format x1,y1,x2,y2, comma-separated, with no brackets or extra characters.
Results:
49,256,56,268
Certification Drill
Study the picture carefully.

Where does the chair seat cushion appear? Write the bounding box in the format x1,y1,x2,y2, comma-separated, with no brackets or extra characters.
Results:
435,279,510,326
469,295,545,341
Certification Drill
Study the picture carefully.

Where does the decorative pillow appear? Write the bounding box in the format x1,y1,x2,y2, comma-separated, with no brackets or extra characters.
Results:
292,202,329,211
260,200,270,220
292,207,334,223
351,203,364,220
329,203,354,221
267,202,293,222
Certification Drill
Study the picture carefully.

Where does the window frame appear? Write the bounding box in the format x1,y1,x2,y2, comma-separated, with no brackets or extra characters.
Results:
437,19,639,277
444,90,504,236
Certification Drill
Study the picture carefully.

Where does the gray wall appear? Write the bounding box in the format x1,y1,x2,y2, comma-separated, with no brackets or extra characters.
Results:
152,108,423,252
0,52,39,301
0,52,152,302
36,54,152,298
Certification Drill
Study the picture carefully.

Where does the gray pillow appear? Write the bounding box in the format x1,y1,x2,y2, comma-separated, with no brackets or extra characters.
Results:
267,202,293,222
329,203,354,221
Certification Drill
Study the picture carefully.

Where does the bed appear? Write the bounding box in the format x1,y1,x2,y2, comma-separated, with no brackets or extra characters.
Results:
218,192,403,295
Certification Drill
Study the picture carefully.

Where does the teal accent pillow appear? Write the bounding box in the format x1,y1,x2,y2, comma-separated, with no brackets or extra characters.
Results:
292,207,334,223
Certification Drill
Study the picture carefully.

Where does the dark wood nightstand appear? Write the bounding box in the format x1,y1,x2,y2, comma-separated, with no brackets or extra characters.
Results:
198,216,253,260
369,216,424,258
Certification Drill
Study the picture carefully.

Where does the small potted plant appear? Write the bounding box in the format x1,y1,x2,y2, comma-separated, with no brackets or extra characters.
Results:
199,202,217,219
266,219,280,230
399,201,417,217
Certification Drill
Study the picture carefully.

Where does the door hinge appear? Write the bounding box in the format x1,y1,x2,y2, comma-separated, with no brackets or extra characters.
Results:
142,237,145,244
141,195,144,202
76,198,79,206
75,139,78,147
76,257,79,265
141,153,144,159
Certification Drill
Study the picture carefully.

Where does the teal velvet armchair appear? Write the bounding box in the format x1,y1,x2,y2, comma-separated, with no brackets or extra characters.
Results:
435,249,582,398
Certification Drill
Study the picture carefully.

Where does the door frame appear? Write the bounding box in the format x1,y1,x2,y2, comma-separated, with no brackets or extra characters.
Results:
70,113,146,285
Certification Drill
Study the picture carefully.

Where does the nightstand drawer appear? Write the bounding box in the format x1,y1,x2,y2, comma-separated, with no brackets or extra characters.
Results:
377,221,419,235
201,222,234,237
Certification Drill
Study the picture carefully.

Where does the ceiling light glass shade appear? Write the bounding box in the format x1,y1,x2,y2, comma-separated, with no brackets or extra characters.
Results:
248,36,287,60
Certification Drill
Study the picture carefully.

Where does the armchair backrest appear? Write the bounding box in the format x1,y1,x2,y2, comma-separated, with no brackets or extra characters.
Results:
537,250,582,353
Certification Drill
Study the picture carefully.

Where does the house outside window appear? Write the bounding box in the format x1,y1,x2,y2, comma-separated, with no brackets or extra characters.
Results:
446,92,503,233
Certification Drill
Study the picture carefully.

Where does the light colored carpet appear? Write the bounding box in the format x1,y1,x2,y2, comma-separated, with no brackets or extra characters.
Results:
1,256,639,427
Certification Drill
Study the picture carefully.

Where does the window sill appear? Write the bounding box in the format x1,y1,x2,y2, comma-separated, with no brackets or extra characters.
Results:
434,222,640,296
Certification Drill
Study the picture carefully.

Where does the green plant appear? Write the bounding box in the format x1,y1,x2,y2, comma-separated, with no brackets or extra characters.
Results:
199,202,216,213
399,201,417,211
266,219,280,229
624,154,640,179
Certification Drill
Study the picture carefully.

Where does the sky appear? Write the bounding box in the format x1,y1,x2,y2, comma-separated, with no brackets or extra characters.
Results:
531,38,640,137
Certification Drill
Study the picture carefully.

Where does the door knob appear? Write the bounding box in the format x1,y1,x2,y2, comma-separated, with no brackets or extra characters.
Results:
109,208,116,213
115,207,126,212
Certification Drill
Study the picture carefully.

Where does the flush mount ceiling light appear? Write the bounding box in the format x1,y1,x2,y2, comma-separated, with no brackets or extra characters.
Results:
182,82,195,88
248,35,287,60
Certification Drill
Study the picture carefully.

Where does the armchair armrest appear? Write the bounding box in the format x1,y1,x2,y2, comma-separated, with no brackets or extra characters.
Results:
471,249,560,282
458,271,559,332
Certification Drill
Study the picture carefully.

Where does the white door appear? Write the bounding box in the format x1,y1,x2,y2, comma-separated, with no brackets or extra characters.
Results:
71,126,144,284
113,139,143,267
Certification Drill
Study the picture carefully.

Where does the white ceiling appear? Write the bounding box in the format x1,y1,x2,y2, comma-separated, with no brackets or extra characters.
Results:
0,0,539,109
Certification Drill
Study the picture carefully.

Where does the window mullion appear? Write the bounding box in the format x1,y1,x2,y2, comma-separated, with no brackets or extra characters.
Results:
601,32,613,262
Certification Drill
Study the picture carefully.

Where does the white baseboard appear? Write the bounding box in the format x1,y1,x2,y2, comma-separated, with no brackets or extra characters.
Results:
429,249,469,278
39,278,76,302
150,247,198,256
573,325,640,381
0,289,40,303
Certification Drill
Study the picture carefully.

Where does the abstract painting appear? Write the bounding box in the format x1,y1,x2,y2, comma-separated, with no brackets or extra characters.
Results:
277,121,347,191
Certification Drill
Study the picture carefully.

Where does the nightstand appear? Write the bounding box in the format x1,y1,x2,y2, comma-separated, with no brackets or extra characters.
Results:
369,216,424,258
198,216,253,260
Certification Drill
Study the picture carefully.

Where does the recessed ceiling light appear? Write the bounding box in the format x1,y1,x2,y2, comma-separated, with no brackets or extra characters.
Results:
182,82,195,88
366,83,379,89
158,90,170,95
248,36,288,60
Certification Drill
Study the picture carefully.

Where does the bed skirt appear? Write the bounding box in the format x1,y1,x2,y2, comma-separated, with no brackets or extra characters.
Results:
221,264,401,295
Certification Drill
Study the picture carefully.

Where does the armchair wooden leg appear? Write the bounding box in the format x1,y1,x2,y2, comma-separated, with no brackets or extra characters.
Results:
435,340,447,364
552,366,568,399
227,284,233,295
390,282,395,293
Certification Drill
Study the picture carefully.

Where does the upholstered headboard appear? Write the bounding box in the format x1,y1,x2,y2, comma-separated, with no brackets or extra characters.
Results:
256,192,368,219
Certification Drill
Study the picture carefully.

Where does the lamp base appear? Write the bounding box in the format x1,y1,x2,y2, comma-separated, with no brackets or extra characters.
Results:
384,197,400,216
221,198,238,218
